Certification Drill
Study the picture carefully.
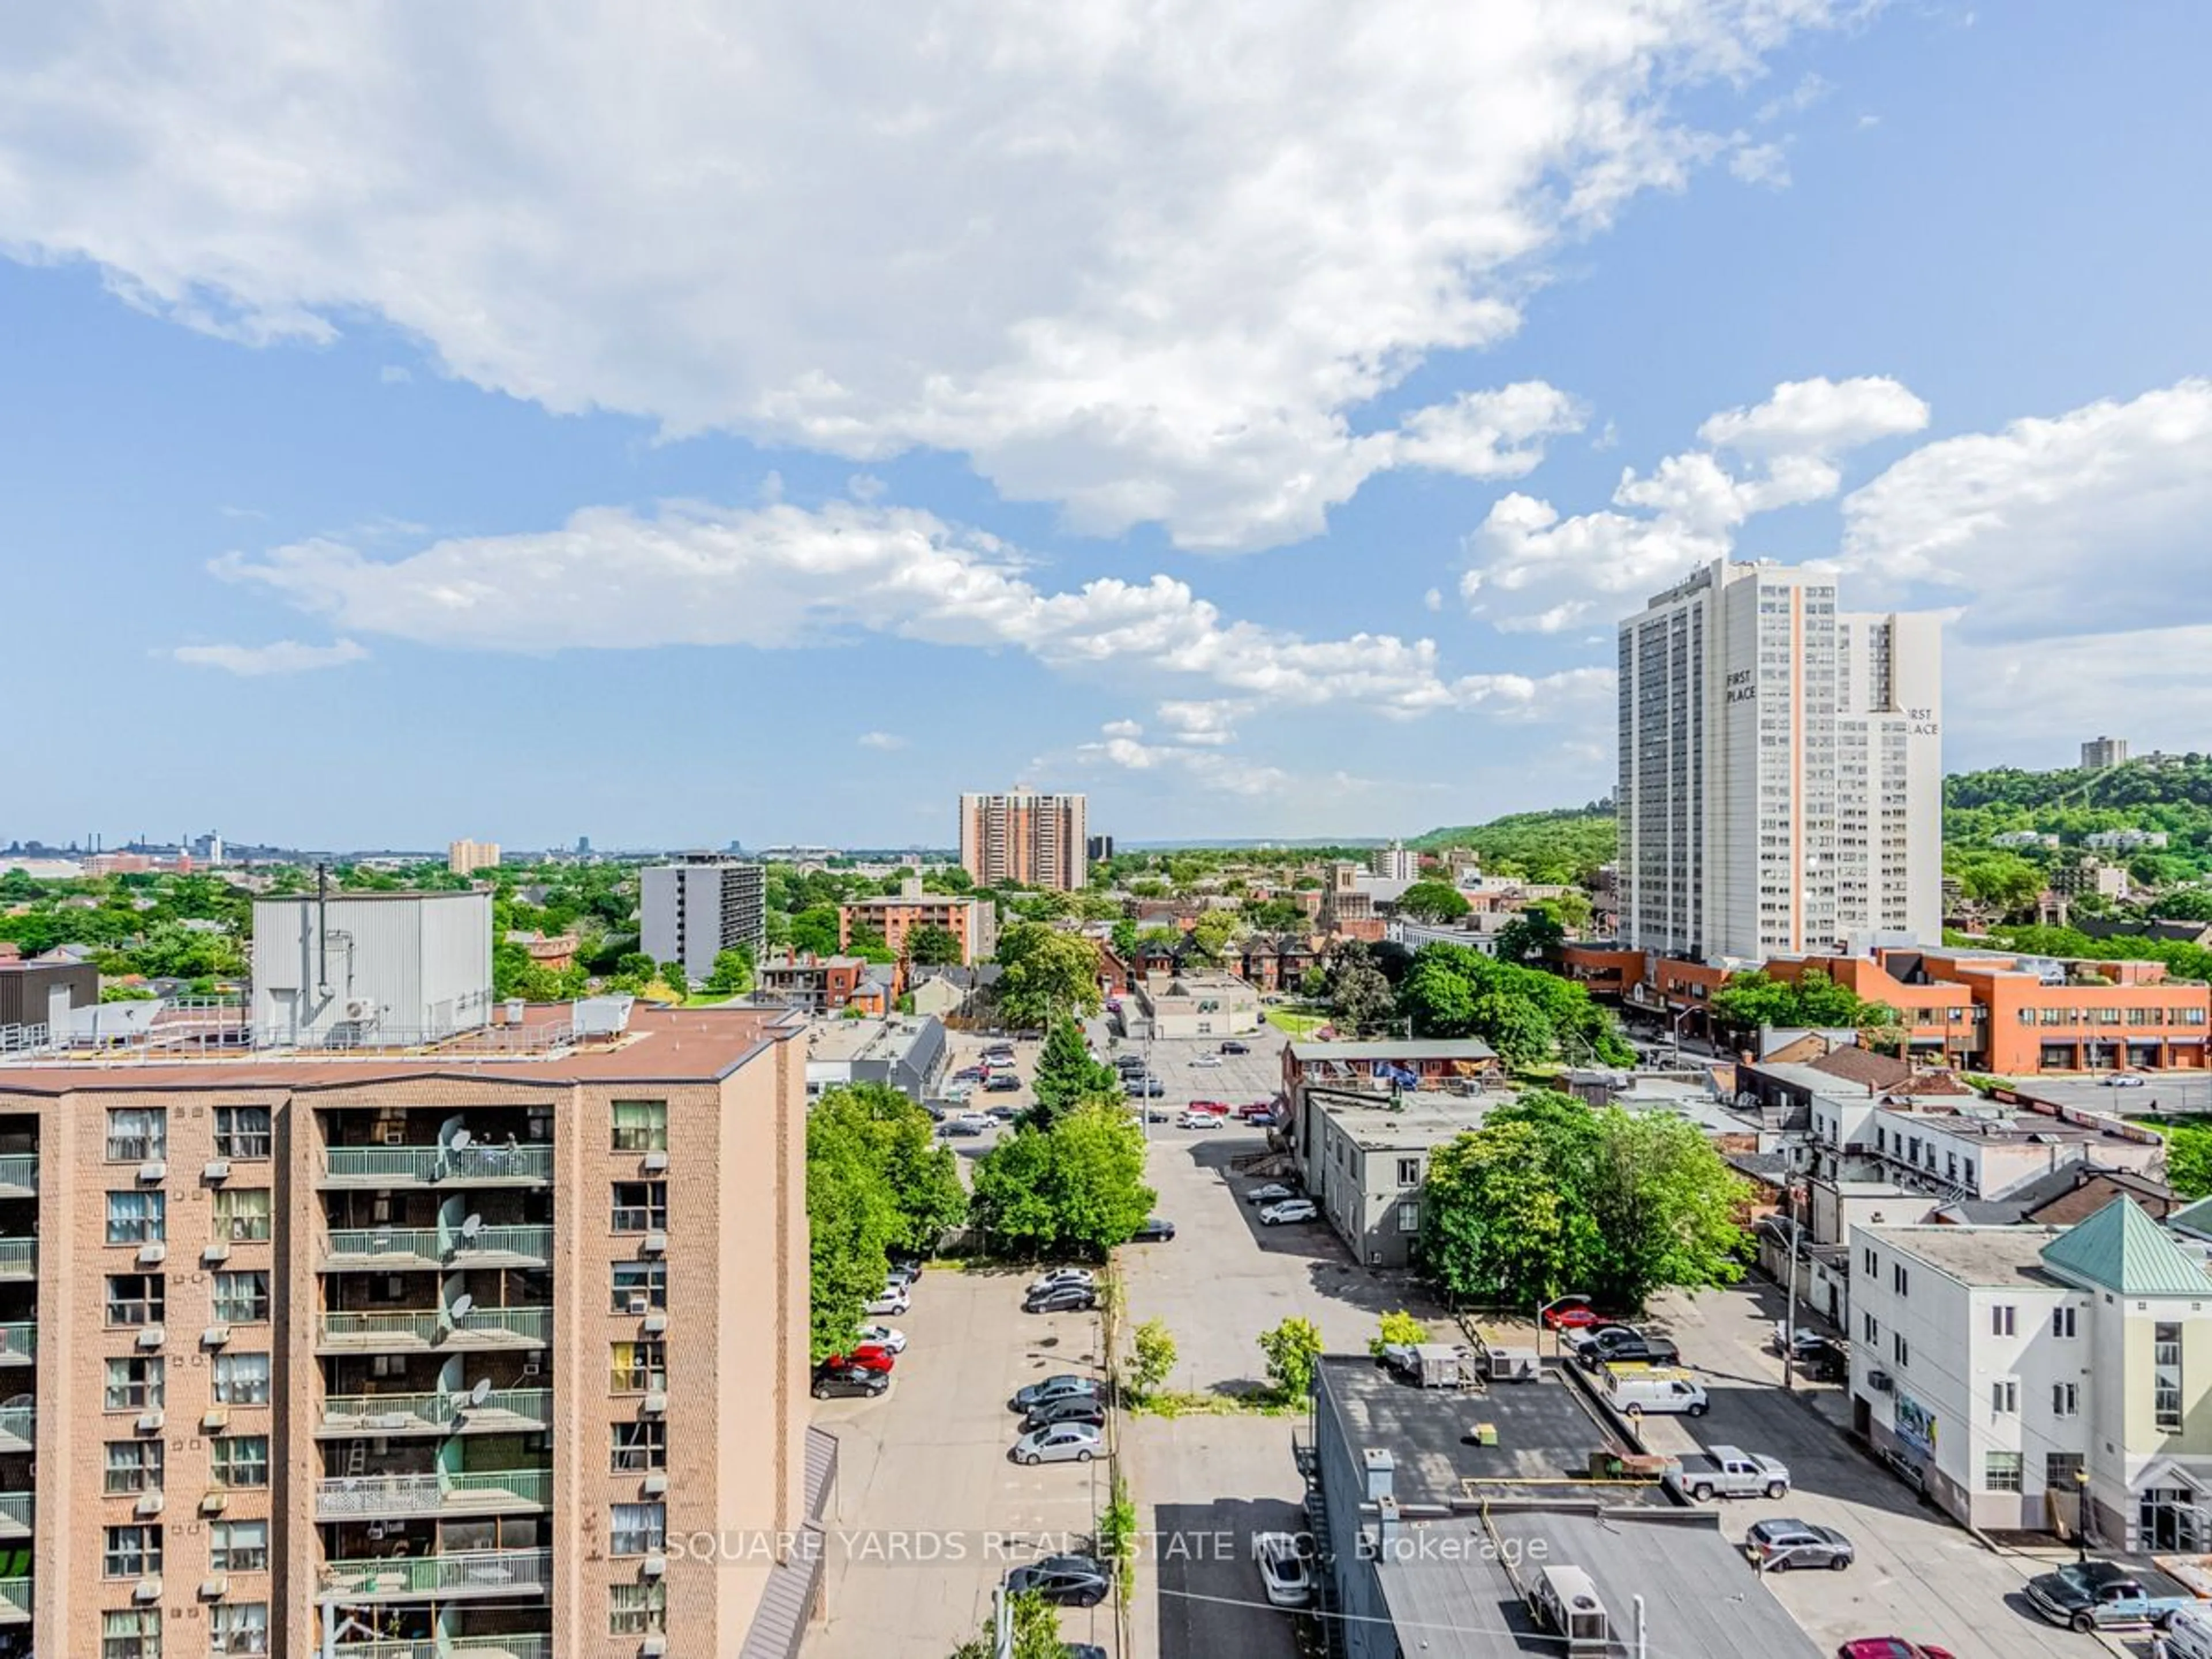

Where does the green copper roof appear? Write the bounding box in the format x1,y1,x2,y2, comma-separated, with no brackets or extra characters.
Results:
2040,1196,2212,1297
2170,1194,2212,1240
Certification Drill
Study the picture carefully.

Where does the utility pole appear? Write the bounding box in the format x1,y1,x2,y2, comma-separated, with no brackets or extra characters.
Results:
1780,1165,1803,1392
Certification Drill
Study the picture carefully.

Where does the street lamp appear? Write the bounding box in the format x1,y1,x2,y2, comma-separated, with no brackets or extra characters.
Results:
2075,1469,2092,1564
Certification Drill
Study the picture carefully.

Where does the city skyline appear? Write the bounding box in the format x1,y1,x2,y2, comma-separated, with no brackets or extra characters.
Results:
6,7,2212,849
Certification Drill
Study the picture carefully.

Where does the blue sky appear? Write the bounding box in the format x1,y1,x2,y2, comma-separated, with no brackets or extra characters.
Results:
5,2,2211,850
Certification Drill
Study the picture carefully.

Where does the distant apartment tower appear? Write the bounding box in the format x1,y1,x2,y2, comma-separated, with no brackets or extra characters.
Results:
447,839,501,875
1370,841,1421,882
839,880,999,965
641,856,768,984
959,791,1088,891
1086,834,1115,865
2081,735,2131,771
1616,559,1942,965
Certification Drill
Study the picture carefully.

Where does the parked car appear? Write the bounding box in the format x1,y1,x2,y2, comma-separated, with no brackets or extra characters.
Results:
1027,1268,1096,1297
866,1285,910,1316
1064,1646,1108,1659
1125,1076,1165,1097
1604,1368,1709,1418
1177,1111,1222,1130
1220,1040,1252,1055
1022,1395,1108,1432
1189,1100,1230,1113
1131,1217,1176,1242
886,1259,922,1286
853,1323,907,1354
2025,1560,2198,1632
2101,1073,2147,1087
1773,1323,1827,1359
984,1074,1022,1093
1190,1054,1223,1068
1836,1643,1955,1659
1005,1556,1111,1607
812,1362,889,1400
938,1118,984,1138
1011,1422,1103,1465
1669,1446,1791,1502
987,1103,1022,1120
954,1066,988,1082
1252,1532,1313,1608
1025,1282,1099,1314
955,1111,995,1131
821,1344,895,1374
1246,1182,1296,1205
1011,1374,1100,1413
1744,1519,1854,1572
1541,1301,1603,1331
1572,1328,1680,1369
1259,1198,1319,1226
1238,1101,1277,1122
1114,1053,1150,1073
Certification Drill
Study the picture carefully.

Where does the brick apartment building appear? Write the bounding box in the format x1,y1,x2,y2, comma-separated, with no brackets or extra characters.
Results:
0,1001,821,1658
836,882,997,966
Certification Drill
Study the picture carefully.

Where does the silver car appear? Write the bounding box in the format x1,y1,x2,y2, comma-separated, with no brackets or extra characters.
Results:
1743,1518,1853,1572
1010,1422,1102,1465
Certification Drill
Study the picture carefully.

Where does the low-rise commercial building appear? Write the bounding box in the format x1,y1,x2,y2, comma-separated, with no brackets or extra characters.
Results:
804,1014,946,1102
837,882,997,966
1850,1200,2212,1550
1129,971,1260,1039
1301,1091,1494,1267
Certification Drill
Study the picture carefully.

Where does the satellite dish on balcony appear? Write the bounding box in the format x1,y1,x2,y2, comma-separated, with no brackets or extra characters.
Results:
459,1214,483,1241
449,1128,475,1152
467,1377,491,1407
448,1293,475,1321
437,1116,467,1146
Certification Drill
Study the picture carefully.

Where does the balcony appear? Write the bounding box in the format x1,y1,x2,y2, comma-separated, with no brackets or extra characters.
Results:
0,1158,33,1199
317,1546,551,1603
0,1493,29,1539
323,1224,554,1270
335,1636,551,1659
0,1578,25,1624
321,1145,551,1188
0,1242,32,1282
0,1410,30,1453
318,1387,552,1438
317,1308,551,1351
315,1467,551,1520
0,1325,34,1366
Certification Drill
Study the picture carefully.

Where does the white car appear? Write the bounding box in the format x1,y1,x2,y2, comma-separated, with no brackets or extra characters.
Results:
1259,1199,1318,1226
1027,1268,1096,1298
2102,1073,2148,1088
1189,1054,1224,1067
853,1323,907,1354
1246,1183,1296,1206
866,1285,911,1316
955,1111,996,1131
1252,1532,1313,1608
1010,1422,1102,1465
1177,1111,1222,1130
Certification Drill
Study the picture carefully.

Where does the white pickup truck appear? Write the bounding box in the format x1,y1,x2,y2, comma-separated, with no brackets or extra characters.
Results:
1666,1445,1791,1501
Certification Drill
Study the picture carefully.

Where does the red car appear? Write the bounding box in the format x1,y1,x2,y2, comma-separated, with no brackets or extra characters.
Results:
822,1345,895,1373
1541,1304,1607,1331
1238,1103,1277,1122
1188,1100,1230,1115
1838,1642,1955,1659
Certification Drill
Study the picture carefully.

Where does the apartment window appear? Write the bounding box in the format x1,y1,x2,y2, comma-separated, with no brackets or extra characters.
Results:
612,1419,668,1472
2155,1321,2184,1433
612,1100,669,1153
213,1353,272,1406
213,1105,271,1160
104,1439,164,1494
611,1340,667,1392
1399,1202,1421,1234
214,1188,272,1243
1991,1305,2016,1337
213,1271,271,1324
610,1580,669,1635
1991,1379,2018,1415
101,1609,161,1659
106,1108,166,1162
105,1190,166,1245
1396,1157,1421,1188
1892,1263,1910,1297
1892,1332,1910,1368
611,1501,667,1556
1985,1452,2024,1493
2054,1305,2078,1339
1862,1247,1878,1277
210,1435,270,1490
105,1357,164,1412
105,1274,165,1327
612,1262,668,1313
103,1524,162,1579
1862,1312,1879,1344
2053,1382,2080,1418
611,1181,668,1233
2047,1453,2086,1490
208,1603,270,1656
210,1518,269,1573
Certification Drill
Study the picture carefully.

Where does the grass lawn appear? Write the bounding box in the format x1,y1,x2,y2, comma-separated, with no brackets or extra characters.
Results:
1264,1007,1328,1039
681,991,742,1007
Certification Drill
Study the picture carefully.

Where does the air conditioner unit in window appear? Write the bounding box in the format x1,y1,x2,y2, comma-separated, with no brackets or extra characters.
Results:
132,1575,162,1603
642,1231,668,1256
137,1243,167,1267
641,1554,668,1579
639,1641,669,1659
642,1313,668,1336
134,1493,164,1518
642,1150,669,1173
642,1392,669,1417
203,1243,230,1266
137,1160,168,1184
202,1325,233,1349
202,1160,232,1184
627,1294,651,1316
642,1473,669,1497
136,1325,166,1351
198,1577,228,1601
200,1491,229,1516
1868,1369,1893,1393
202,1408,228,1432
136,1410,164,1434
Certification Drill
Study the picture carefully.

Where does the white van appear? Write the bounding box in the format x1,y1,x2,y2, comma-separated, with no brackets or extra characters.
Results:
2167,1603,2212,1659
1604,1366,1710,1418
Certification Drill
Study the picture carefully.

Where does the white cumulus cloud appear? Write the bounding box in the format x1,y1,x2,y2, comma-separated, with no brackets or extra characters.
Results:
857,731,907,751
169,638,369,676
0,3,1852,550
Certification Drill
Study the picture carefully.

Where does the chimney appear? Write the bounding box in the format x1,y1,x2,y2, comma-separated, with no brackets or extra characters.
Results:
1374,1493,1400,1550
1362,1447,1395,1502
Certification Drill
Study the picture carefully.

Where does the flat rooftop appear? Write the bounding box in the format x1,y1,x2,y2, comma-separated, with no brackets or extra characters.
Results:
1878,1106,2126,1145
1313,1092,1497,1150
1315,1354,1640,1508
806,1018,938,1065
1863,1224,2066,1287
1289,1038,1498,1063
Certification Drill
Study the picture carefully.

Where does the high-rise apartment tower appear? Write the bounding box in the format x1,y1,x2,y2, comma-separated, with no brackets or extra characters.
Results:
957,792,1088,892
1616,559,1942,965
640,858,768,986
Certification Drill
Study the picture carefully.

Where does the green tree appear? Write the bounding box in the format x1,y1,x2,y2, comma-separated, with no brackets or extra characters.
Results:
1709,969,1899,1039
968,1127,1063,1256
1419,1114,1594,1305
1128,1318,1177,1397
2166,1124,2212,1199
1185,908,1244,967
904,923,963,967
1585,1109,1754,1310
1327,945,1396,1037
1244,897,1308,934
789,906,843,957
614,950,657,982
1396,942,1631,1067
658,959,691,993
948,1590,1067,1659
1257,1316,1324,1403
1493,906,1566,967
806,1085,968,1358
704,946,755,995
1109,917,1139,960
1369,1309,1430,1357
994,922,1104,1029
1396,881,1471,923
969,1103,1155,1258
844,926,898,965
1026,1016,1122,1131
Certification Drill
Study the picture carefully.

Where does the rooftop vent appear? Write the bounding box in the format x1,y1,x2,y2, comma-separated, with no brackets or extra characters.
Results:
1533,1566,1611,1656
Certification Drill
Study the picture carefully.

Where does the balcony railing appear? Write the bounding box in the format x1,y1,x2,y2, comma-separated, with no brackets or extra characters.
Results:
0,1410,31,1452
0,1158,34,1196
0,1324,34,1365
319,1387,552,1436
0,1493,29,1535
335,1636,551,1659
315,1467,551,1518
323,1145,552,1186
318,1546,551,1602
323,1224,554,1268
0,1578,25,1622
318,1308,551,1349
0,1241,32,1281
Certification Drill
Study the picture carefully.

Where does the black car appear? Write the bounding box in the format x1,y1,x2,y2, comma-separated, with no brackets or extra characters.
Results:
1024,1283,1099,1314
1579,1334,1680,1369
812,1363,889,1400
1130,1217,1175,1243
1220,1040,1251,1055
984,1074,1021,1093
1006,1555,1111,1607
1113,1054,1149,1073
938,1119,984,1138
1022,1395,1108,1432
1011,1374,1100,1413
